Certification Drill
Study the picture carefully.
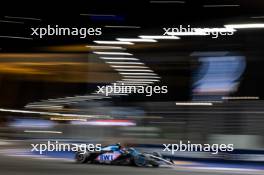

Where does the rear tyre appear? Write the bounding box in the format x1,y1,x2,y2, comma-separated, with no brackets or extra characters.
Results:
75,152,89,164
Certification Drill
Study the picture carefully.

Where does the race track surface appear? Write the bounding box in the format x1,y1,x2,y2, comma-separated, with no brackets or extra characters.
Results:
1,154,264,175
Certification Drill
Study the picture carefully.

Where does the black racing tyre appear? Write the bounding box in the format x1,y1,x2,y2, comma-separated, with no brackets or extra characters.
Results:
75,152,89,164
133,155,147,167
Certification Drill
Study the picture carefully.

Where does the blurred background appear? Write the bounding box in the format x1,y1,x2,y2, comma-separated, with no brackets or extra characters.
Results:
0,0,264,174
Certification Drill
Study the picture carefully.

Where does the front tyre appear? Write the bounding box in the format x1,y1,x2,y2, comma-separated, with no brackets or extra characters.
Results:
133,155,147,167
75,152,89,163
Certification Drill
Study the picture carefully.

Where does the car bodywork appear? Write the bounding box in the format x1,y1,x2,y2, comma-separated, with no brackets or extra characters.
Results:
75,144,174,167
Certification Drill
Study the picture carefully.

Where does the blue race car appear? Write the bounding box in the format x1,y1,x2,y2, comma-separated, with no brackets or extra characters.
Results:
75,144,173,167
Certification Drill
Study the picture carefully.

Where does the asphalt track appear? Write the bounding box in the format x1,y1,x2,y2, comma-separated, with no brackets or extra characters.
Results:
0,154,264,175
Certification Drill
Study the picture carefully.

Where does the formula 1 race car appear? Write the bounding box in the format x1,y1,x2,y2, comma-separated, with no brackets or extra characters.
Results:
75,144,174,167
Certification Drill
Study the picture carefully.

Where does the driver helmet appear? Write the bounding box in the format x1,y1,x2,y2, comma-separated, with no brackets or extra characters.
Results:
116,142,122,149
